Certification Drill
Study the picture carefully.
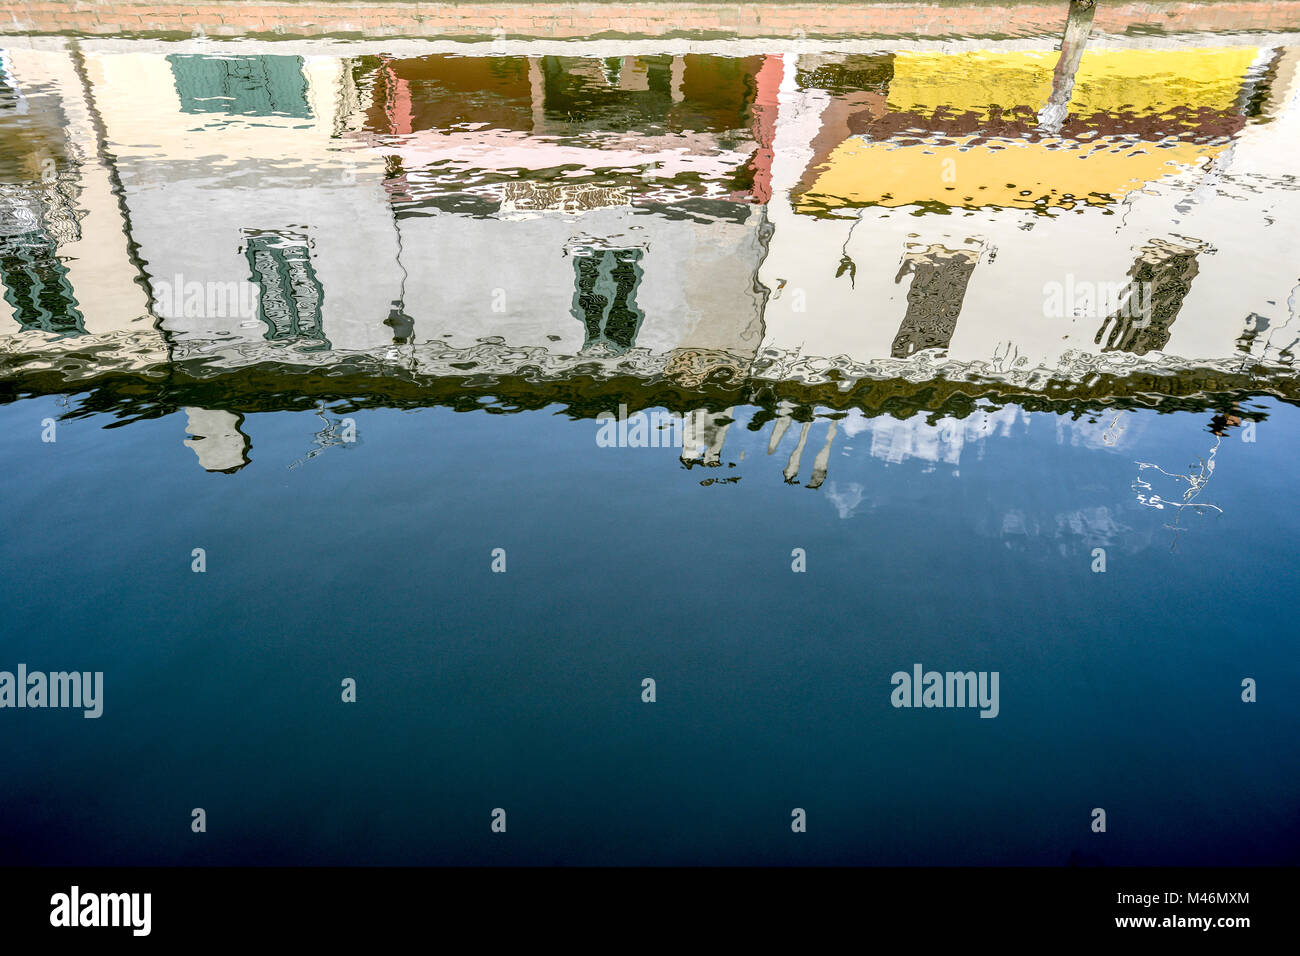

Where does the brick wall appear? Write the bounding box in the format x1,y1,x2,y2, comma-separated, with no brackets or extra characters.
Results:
2,1,1297,40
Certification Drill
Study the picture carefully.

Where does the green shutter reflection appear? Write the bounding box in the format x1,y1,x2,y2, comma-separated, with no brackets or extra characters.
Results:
168,54,312,118
244,231,329,351
0,229,85,336
570,247,644,355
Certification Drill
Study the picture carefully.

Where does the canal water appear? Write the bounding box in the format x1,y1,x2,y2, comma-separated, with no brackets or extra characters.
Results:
1,19,1298,864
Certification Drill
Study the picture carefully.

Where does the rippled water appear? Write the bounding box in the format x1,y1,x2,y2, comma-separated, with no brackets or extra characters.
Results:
1,13,1298,865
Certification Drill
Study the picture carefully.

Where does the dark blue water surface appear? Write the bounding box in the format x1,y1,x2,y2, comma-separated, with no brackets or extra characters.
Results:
2,395,1296,865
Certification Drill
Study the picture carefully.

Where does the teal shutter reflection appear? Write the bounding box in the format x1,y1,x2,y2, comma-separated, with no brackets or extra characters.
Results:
169,54,312,118
0,229,85,336
244,232,329,351
570,248,644,354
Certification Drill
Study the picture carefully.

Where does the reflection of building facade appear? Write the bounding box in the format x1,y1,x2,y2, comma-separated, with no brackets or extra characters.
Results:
345,52,775,377
82,47,402,356
0,43,159,369
6,38,1296,376
2,33,1298,481
758,43,1300,391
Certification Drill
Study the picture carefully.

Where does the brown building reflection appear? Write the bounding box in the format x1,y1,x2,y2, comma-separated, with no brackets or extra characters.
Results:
891,244,980,358
1095,238,1209,356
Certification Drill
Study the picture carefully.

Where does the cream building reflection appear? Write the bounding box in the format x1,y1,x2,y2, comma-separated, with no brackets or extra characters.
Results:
183,407,251,473
0,43,159,371
82,47,401,356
